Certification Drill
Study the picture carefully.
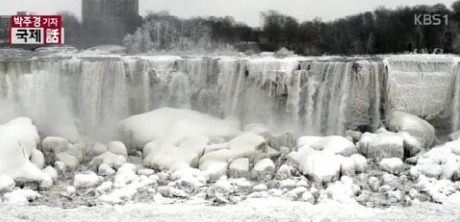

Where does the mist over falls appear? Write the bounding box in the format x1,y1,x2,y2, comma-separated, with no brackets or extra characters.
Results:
0,54,457,142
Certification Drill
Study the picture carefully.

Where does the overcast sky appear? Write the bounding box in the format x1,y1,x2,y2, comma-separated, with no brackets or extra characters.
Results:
0,0,458,26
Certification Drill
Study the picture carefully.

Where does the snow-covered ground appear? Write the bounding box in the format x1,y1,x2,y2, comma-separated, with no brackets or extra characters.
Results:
1,195,460,222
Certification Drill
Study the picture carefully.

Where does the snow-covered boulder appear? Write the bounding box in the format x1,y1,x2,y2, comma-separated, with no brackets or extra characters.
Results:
41,136,69,163
251,158,275,181
275,164,292,180
42,166,58,182
170,167,207,193
297,136,357,157
350,154,368,173
379,158,405,174
340,157,356,176
368,176,381,192
449,130,460,141
357,128,404,161
397,131,422,157
325,176,359,203
3,189,41,205
73,171,102,189
90,150,127,170
0,174,15,193
98,163,116,176
118,108,241,150
298,152,342,184
30,149,45,169
107,141,128,157
199,132,267,180
144,136,208,171
345,130,362,142
229,158,250,179
388,111,435,148
42,137,83,171
0,118,48,183
415,142,460,180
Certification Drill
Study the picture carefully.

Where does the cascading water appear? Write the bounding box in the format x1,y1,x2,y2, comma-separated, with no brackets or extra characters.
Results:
1,53,459,142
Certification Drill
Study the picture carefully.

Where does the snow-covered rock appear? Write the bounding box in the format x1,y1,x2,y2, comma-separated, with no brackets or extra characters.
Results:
144,136,208,171
297,136,357,157
3,189,41,205
275,164,292,180
98,163,116,176
368,176,381,192
279,179,297,190
0,118,47,182
136,169,155,176
357,128,404,161
340,157,356,176
252,184,268,192
229,158,250,179
397,131,422,157
119,108,241,150
30,149,45,169
96,181,113,195
300,191,315,204
449,130,460,141
415,142,460,180
251,158,275,181
379,158,405,174
54,161,66,174
114,164,137,188
42,166,58,182
66,186,76,196
388,111,435,148
73,171,102,189
41,136,69,161
325,176,359,203
90,151,127,170
298,152,342,184
107,141,128,157
0,174,15,193
350,154,368,173
170,167,207,193
200,132,267,180
345,130,362,142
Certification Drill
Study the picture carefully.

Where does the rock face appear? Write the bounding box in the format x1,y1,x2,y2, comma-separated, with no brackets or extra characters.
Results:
357,128,404,161
388,111,436,148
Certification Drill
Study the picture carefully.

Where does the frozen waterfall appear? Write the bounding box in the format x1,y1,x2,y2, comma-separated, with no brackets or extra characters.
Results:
0,54,459,141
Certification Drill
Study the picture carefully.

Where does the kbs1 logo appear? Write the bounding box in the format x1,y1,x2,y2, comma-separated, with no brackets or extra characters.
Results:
9,15,64,45
414,14,448,26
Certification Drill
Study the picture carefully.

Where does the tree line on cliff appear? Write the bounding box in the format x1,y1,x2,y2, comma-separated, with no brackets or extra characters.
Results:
61,1,460,55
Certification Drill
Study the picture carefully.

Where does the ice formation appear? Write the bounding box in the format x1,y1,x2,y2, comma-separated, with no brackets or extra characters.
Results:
0,118,49,182
2,53,460,218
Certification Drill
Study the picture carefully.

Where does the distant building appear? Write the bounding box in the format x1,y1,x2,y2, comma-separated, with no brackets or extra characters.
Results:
0,16,10,44
0,12,30,44
82,0,142,45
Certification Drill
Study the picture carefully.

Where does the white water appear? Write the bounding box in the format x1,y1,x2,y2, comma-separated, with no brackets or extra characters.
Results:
0,54,459,141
